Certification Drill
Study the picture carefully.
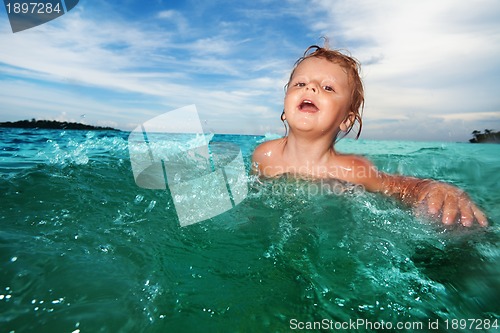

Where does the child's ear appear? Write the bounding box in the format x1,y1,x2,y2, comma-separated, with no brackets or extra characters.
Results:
281,110,286,121
339,112,355,132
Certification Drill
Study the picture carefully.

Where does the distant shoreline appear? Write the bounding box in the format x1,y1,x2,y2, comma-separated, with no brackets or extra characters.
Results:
469,130,500,144
0,119,121,132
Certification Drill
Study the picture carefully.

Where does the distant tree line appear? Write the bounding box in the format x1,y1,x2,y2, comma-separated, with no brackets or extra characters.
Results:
0,119,120,131
470,129,500,143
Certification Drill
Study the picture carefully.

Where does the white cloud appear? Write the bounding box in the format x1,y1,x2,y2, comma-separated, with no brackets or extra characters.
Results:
0,4,290,134
431,112,500,121
0,7,280,128
157,9,190,34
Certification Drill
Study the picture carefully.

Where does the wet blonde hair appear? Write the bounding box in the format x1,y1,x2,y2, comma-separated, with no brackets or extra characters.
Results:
283,44,364,139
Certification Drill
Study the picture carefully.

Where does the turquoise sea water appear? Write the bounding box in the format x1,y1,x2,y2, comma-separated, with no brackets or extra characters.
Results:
0,128,499,332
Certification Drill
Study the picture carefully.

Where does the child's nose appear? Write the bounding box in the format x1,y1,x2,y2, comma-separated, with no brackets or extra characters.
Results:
306,82,318,92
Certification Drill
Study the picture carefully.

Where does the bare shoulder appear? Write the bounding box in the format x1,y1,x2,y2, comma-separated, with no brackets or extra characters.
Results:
251,138,286,176
251,138,285,163
333,152,382,190
335,152,377,171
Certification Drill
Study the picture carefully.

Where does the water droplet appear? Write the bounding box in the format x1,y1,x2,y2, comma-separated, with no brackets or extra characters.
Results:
134,194,144,204
144,200,156,212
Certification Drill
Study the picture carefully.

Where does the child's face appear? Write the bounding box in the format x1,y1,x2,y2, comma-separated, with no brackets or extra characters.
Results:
284,57,352,137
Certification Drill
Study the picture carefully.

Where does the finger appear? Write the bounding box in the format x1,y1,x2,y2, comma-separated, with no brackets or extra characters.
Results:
471,203,489,227
458,196,474,227
441,194,458,225
426,189,444,216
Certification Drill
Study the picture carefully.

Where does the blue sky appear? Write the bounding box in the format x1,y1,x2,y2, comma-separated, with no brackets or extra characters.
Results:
1,0,499,141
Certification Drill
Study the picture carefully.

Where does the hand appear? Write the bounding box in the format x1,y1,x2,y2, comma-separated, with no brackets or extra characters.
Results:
415,181,488,227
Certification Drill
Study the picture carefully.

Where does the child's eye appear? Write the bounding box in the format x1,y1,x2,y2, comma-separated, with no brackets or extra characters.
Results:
323,85,334,92
294,82,306,87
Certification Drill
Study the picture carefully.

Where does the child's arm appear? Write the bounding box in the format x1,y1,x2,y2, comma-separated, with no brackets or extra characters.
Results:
379,173,487,227
352,157,488,227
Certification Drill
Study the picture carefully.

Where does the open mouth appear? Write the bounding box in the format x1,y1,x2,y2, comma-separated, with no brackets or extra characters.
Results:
298,99,319,113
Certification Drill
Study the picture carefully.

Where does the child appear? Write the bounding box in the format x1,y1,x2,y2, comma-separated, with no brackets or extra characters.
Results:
252,44,488,227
